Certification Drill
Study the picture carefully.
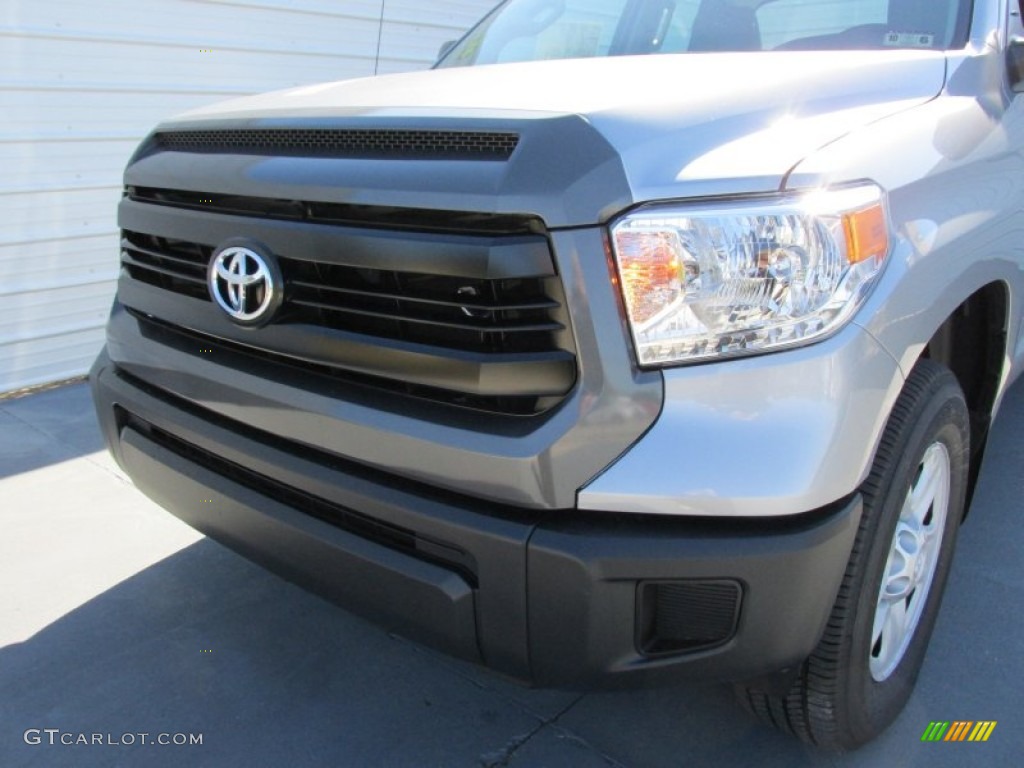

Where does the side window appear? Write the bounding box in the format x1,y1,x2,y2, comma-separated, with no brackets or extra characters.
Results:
757,0,889,50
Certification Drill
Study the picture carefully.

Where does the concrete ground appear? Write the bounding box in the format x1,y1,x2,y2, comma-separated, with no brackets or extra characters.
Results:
0,379,1021,767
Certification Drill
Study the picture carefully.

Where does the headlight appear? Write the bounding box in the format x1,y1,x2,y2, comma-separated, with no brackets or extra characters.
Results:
611,183,889,367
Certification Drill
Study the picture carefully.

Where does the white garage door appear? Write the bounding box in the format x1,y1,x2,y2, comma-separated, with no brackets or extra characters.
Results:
0,0,496,393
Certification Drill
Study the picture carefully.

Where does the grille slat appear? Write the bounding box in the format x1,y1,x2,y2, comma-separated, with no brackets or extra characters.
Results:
122,240,208,271
129,311,572,416
287,279,559,312
122,254,207,285
128,186,544,236
120,246,206,276
289,297,564,335
154,129,520,161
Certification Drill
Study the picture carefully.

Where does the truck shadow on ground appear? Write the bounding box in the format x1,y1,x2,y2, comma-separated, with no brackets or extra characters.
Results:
1,383,1021,768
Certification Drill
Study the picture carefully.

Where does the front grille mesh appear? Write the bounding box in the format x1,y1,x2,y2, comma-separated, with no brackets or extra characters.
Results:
154,129,520,160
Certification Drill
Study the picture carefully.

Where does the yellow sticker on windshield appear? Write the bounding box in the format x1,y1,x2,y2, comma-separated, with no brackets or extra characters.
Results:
536,22,604,60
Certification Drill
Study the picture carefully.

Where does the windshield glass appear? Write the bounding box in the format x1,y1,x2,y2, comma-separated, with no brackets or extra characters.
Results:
437,0,973,67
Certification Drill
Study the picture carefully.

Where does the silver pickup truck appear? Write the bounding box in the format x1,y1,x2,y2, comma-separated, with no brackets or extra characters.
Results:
91,0,1024,749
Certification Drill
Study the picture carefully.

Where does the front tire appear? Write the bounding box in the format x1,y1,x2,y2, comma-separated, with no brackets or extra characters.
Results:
738,360,970,750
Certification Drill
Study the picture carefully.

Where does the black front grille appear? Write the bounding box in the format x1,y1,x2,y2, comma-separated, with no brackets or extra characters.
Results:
121,230,566,358
117,190,577,416
154,129,520,160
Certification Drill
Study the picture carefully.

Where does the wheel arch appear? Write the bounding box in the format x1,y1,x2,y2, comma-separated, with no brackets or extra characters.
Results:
919,280,1010,514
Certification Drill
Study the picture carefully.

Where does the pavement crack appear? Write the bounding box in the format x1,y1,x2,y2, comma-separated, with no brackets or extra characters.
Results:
547,725,631,768
478,695,584,767
478,727,541,768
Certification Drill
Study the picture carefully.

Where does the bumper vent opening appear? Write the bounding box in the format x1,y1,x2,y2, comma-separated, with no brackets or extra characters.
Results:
637,580,742,656
116,407,480,587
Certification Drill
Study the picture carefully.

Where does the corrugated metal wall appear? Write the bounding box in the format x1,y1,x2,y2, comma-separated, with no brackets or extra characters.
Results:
0,0,495,393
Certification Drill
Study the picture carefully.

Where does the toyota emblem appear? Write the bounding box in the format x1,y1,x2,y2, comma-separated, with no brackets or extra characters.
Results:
208,244,282,326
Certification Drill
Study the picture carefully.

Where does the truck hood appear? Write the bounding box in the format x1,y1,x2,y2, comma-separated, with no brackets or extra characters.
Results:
155,51,947,224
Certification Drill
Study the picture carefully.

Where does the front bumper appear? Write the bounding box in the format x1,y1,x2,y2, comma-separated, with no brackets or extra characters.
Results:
92,350,860,687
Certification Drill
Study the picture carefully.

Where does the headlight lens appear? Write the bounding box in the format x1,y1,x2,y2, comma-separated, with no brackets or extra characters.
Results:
611,184,889,367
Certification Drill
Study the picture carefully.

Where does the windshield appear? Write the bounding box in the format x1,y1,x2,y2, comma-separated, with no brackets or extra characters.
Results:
437,0,973,67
